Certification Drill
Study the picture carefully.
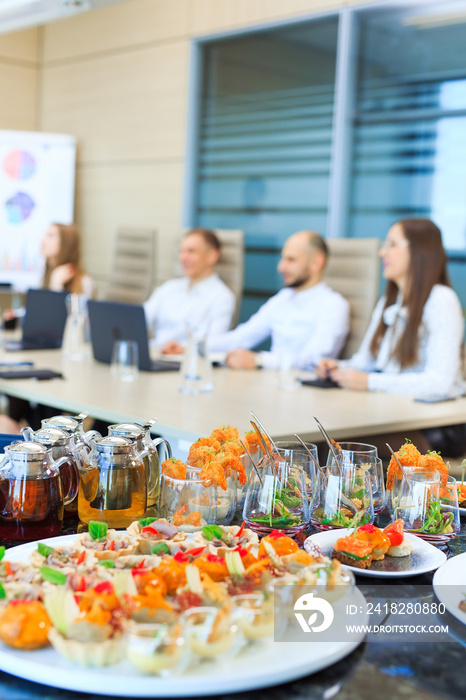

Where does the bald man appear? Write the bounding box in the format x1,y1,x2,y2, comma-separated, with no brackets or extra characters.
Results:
209,231,350,370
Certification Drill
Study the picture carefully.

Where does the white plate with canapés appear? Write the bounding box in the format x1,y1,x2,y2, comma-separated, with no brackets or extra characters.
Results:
432,552,466,625
0,534,368,697
304,529,447,578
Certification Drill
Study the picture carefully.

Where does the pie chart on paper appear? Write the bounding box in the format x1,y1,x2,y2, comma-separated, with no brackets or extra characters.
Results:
5,192,35,223
4,150,36,180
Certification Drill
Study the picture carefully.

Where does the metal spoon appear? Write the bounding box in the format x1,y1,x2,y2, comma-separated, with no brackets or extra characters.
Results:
239,438,263,487
313,415,343,466
250,411,278,452
386,443,408,479
250,420,280,477
293,433,324,475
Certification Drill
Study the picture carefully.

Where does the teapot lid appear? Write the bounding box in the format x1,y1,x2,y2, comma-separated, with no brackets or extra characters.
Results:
6,441,49,458
95,436,135,452
108,423,144,439
33,427,70,446
42,415,80,432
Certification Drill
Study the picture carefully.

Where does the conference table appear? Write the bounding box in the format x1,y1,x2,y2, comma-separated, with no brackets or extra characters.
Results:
1,347,466,452
0,346,465,700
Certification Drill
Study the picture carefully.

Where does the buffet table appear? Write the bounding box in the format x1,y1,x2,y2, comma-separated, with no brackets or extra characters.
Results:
1,348,466,447
0,518,464,700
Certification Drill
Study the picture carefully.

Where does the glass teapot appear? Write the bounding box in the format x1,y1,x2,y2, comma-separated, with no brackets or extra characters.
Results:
21,425,85,516
107,419,171,511
78,435,148,528
41,413,99,451
0,441,79,542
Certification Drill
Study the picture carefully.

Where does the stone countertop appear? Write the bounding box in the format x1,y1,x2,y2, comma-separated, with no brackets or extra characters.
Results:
0,520,464,700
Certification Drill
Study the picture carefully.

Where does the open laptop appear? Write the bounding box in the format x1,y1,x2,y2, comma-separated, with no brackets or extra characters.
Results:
87,299,181,372
4,289,68,351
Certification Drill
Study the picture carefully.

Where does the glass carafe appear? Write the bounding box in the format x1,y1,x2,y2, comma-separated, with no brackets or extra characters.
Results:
78,436,148,528
108,420,171,512
0,441,78,541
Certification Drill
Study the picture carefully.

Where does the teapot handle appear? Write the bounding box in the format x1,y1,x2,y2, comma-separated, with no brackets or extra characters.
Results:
54,456,79,506
83,429,102,447
150,436,172,461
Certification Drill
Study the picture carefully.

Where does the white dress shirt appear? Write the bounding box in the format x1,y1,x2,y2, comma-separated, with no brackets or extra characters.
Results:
143,274,235,347
340,284,465,396
209,281,350,370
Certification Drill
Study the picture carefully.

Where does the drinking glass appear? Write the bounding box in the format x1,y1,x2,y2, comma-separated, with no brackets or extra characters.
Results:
395,470,460,545
186,464,237,525
326,441,378,467
111,340,139,381
328,453,385,515
243,460,309,537
310,465,374,531
159,472,214,530
274,441,319,504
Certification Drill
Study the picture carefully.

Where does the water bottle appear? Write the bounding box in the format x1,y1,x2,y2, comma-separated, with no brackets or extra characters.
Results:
62,293,90,361
179,331,213,395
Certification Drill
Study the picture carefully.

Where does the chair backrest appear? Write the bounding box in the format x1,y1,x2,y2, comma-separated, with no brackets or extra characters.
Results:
106,227,155,304
324,238,381,359
175,229,245,328
214,229,244,327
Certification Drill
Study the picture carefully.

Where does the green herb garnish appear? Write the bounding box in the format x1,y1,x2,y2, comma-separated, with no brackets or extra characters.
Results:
201,525,223,541
139,517,157,528
40,567,66,585
98,560,115,568
38,543,55,557
0,547,5,562
0,582,5,599
88,521,108,541
151,543,171,555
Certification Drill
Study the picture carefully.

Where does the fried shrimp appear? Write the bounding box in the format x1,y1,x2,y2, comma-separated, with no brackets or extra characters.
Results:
216,452,247,486
418,451,449,484
386,440,421,491
161,458,186,480
188,438,220,461
200,460,228,491
210,425,239,443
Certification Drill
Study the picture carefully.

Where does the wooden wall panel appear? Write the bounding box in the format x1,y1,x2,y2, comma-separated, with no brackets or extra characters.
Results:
0,27,39,62
74,162,184,295
188,0,342,35
40,40,189,162
42,0,189,63
0,28,39,130
0,64,37,130
37,0,351,295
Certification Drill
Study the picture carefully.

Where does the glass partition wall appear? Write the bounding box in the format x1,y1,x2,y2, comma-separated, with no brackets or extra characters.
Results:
190,2,466,319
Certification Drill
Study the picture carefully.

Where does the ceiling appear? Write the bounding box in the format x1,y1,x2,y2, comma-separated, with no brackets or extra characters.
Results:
0,0,128,36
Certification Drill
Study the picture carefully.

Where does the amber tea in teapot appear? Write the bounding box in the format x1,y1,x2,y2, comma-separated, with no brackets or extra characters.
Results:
78,436,147,528
0,442,78,541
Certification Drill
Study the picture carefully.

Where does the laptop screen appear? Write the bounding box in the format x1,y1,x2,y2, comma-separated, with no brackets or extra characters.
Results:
22,289,68,346
87,300,152,371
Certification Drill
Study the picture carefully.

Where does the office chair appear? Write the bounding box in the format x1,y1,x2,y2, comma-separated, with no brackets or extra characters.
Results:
324,238,381,359
106,226,155,304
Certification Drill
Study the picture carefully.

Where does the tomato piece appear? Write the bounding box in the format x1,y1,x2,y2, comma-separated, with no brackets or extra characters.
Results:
76,550,86,565
384,519,404,547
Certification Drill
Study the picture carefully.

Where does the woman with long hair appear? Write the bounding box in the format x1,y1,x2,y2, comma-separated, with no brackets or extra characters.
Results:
41,223,94,297
317,218,465,454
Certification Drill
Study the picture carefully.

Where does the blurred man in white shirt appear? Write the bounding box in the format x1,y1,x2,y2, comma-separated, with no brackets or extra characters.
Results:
209,231,350,370
144,229,235,354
